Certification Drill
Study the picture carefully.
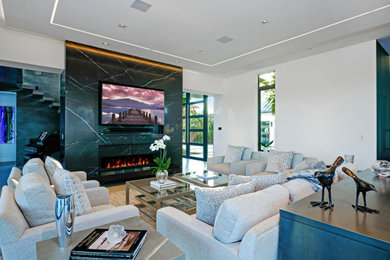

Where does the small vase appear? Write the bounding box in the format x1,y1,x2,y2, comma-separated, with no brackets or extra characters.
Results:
156,170,168,184
55,194,75,248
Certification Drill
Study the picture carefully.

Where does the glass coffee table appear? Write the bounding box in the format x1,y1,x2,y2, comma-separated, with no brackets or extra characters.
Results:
126,177,197,221
126,171,228,221
172,170,228,188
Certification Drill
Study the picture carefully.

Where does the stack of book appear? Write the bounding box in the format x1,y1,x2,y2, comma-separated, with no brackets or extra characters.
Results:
150,180,177,190
70,229,147,260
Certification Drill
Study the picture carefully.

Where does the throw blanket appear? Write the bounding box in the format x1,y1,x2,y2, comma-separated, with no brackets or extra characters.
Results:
286,169,322,192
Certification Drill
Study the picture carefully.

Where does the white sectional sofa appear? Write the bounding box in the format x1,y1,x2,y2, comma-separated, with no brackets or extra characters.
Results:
0,185,139,260
157,179,315,260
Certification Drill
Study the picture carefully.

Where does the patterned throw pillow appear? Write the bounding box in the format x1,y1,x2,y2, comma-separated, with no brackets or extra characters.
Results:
195,182,255,225
45,156,64,184
223,145,245,163
228,174,283,191
53,168,91,216
265,150,294,173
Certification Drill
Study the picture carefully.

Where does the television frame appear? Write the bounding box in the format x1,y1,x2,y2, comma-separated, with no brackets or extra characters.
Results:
98,81,165,127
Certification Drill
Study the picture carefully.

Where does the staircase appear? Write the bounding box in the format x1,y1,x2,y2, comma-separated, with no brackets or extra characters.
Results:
20,84,61,113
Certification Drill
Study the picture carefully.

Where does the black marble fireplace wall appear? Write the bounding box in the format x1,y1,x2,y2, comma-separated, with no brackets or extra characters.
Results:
64,41,183,179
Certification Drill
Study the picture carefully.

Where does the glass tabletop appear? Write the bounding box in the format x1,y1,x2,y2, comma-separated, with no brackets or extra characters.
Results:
127,177,195,199
173,170,229,188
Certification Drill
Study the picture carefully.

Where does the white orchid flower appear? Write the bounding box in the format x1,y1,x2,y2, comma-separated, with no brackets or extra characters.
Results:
162,135,170,141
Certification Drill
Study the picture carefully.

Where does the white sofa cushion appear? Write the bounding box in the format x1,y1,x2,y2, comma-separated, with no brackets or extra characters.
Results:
228,174,283,191
53,168,92,216
45,156,63,184
14,173,57,227
213,184,289,243
208,163,231,175
195,182,255,225
265,151,294,173
22,158,50,185
223,145,245,164
282,179,315,203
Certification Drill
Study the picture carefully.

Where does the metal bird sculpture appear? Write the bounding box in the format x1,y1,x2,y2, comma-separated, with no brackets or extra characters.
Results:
310,156,344,210
342,167,379,213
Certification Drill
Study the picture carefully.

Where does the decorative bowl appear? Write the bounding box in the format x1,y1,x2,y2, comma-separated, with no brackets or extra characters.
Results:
371,160,390,177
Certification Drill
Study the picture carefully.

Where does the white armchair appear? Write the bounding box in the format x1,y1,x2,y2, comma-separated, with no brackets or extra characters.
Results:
207,149,261,175
0,185,139,260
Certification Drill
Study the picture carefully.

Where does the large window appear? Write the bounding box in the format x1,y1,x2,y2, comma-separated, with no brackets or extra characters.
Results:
258,72,275,151
182,93,213,160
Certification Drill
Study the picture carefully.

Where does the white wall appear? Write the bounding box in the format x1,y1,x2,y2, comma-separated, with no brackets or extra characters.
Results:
218,40,377,169
0,28,65,72
0,91,16,162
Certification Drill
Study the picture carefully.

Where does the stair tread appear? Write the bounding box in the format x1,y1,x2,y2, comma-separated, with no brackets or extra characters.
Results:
32,90,44,96
42,97,55,102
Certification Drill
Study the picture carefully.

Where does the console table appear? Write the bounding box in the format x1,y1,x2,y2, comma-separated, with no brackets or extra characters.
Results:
279,169,390,259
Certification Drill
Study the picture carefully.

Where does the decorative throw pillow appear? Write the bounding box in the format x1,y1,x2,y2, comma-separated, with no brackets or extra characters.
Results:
292,160,312,173
14,173,57,227
45,156,64,184
228,174,283,191
265,150,294,173
213,185,289,243
195,182,255,225
241,147,252,160
223,145,245,164
311,160,327,170
22,158,51,185
53,168,91,216
291,153,304,169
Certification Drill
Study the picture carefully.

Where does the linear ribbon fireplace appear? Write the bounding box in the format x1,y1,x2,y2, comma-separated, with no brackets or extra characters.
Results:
101,154,153,171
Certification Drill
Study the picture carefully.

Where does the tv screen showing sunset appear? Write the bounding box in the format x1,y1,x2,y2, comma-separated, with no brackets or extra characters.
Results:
101,83,164,126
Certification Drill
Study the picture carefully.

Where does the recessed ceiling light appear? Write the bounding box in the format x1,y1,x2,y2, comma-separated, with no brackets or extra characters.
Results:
118,24,127,29
262,20,269,24
102,42,109,46
131,0,152,13
198,50,203,53
217,36,233,44
175,59,180,63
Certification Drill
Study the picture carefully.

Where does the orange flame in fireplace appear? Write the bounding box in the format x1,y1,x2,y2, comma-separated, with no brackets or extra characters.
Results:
105,156,150,169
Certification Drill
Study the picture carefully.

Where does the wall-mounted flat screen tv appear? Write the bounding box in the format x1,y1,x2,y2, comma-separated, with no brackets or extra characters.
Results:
99,82,165,126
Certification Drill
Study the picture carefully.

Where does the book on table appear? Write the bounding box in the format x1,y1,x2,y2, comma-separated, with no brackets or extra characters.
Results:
70,228,147,259
150,180,177,190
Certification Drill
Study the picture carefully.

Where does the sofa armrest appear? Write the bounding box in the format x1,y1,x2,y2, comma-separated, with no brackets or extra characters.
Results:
239,214,280,260
72,171,87,181
246,162,267,176
231,159,258,175
157,207,240,260
7,167,22,189
82,180,100,189
86,187,109,207
19,205,139,244
207,156,225,169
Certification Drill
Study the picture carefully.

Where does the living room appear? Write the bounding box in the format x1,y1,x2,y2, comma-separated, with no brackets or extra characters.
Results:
0,1,390,259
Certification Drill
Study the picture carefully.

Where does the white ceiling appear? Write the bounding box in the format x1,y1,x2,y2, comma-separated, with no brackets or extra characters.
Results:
2,0,390,76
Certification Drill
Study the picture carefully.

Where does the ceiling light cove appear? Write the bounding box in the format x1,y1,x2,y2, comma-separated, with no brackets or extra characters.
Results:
131,0,152,13
49,0,390,67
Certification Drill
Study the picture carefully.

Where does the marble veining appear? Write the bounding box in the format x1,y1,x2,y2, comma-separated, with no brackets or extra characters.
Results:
64,41,183,178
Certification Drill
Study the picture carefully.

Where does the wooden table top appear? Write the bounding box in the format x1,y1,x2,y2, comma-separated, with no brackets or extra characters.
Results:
281,169,390,251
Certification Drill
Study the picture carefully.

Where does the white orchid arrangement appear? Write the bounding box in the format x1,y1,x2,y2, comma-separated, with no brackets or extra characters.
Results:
149,135,171,174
